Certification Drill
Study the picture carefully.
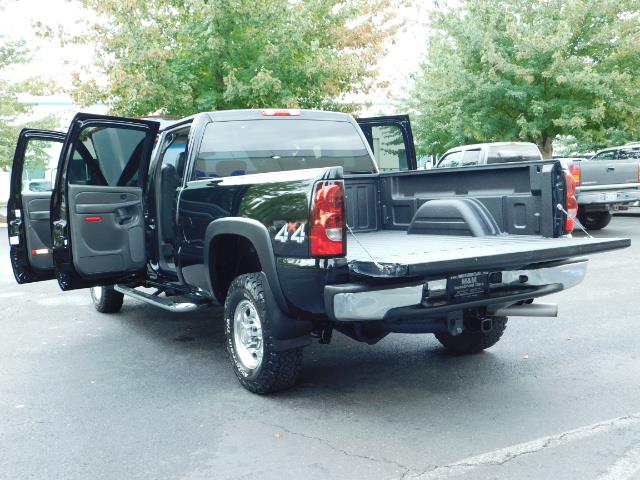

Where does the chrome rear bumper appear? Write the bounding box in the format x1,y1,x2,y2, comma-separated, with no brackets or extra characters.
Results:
325,260,587,322
576,189,640,205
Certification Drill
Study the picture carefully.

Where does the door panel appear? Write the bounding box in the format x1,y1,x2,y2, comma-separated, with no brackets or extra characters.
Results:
7,129,65,284
51,113,159,290
582,148,640,186
67,184,145,276
357,115,417,171
22,192,54,271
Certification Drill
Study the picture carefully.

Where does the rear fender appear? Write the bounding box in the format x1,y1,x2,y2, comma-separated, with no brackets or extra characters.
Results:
204,217,286,309
203,219,312,346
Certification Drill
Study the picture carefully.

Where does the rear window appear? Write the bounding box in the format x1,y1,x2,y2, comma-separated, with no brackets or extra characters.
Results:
193,119,375,178
486,144,542,164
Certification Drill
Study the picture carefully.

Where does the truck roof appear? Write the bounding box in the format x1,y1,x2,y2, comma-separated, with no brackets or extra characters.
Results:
153,109,354,132
206,109,352,122
444,141,538,153
594,143,640,155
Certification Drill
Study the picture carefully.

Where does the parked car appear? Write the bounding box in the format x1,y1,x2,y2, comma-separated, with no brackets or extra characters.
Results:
22,179,52,193
436,142,542,168
560,145,640,230
7,111,629,394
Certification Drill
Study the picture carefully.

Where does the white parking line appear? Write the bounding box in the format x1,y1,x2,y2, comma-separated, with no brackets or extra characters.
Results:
410,413,640,480
597,444,640,480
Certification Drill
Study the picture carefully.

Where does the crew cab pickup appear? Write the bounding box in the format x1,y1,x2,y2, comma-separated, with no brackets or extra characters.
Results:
436,142,543,168
7,110,630,394
561,146,640,230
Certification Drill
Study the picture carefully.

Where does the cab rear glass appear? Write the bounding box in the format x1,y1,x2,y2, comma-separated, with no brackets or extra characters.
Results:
193,119,375,178
487,144,541,164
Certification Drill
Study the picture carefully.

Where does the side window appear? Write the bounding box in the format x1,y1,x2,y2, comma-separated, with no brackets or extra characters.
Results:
67,126,148,187
158,126,190,181
617,148,640,160
370,125,409,172
462,149,481,166
21,139,62,192
591,150,616,161
438,151,463,168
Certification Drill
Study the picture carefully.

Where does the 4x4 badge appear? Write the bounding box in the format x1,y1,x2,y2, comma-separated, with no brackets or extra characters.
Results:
275,222,306,244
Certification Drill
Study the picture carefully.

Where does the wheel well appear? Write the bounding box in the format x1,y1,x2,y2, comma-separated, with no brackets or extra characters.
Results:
210,234,262,302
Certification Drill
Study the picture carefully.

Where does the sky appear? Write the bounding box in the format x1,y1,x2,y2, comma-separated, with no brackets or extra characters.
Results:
0,0,431,118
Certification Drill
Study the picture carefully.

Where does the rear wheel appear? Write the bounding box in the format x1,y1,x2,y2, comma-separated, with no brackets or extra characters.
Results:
577,210,612,230
435,316,507,354
224,273,303,394
90,285,124,313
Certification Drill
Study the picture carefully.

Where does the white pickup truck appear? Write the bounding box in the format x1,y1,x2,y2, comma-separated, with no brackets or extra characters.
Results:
436,142,542,168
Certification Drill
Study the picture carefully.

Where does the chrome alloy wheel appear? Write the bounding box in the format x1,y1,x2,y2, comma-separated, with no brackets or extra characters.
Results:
233,299,264,370
91,286,102,303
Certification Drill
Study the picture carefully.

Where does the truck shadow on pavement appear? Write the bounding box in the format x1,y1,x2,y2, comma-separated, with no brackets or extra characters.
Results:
113,299,521,401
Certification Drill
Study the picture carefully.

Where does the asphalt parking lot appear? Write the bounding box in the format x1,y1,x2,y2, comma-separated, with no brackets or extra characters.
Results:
1,214,640,480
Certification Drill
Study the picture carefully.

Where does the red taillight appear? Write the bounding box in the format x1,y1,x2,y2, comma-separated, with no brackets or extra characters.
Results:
261,109,301,116
569,163,581,187
310,181,345,257
565,172,578,234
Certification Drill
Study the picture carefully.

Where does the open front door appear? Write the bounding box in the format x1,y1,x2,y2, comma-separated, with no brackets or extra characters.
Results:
8,129,65,283
357,115,417,171
51,113,159,290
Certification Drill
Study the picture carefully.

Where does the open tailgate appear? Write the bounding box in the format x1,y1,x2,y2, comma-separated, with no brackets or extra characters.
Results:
346,231,630,278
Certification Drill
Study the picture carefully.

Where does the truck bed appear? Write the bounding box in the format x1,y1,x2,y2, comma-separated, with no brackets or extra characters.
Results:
346,231,630,278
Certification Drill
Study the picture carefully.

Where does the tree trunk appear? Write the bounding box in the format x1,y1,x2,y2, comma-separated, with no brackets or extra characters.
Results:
537,135,553,159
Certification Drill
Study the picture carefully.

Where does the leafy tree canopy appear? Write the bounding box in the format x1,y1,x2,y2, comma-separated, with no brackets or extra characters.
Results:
405,0,640,157
68,0,399,116
0,37,57,172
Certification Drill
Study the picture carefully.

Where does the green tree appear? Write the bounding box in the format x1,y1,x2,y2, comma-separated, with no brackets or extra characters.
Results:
406,0,640,158
69,0,399,116
0,37,58,172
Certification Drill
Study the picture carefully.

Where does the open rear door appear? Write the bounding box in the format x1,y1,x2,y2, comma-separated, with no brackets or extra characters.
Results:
51,113,159,290
8,129,65,283
357,115,417,171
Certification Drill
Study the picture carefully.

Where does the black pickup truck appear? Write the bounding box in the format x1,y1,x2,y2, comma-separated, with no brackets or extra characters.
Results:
7,110,630,393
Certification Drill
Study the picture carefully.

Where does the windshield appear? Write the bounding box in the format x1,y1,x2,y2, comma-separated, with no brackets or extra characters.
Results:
487,144,542,164
193,119,375,178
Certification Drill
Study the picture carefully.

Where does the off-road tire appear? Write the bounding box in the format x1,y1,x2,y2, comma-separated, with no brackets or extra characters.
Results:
90,286,124,313
224,272,303,394
435,316,508,354
577,210,612,231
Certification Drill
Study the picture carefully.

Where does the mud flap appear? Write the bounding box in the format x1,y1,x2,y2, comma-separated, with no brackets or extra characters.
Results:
259,272,312,351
